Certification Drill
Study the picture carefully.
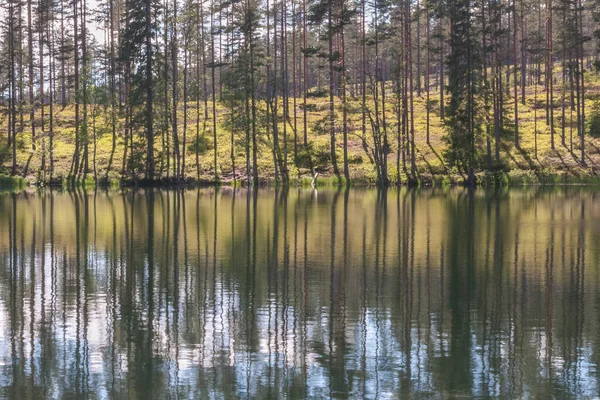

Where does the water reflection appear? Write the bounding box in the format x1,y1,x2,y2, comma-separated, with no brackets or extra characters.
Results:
0,187,599,398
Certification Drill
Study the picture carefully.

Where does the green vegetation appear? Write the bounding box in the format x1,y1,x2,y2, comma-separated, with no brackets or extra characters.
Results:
1,0,599,187
0,174,25,190
1,77,599,187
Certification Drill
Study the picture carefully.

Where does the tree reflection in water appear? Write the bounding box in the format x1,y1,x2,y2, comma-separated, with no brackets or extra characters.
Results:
0,187,598,398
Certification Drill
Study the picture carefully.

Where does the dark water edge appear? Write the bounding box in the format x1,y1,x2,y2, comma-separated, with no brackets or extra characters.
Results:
3,167,600,191
0,187,599,398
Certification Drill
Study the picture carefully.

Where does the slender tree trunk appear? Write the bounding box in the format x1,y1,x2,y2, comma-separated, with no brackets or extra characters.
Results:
196,0,202,180
561,7,566,147
163,0,170,178
578,0,585,164
266,0,278,180
407,0,416,178
513,0,519,148
361,0,366,157
547,0,554,149
122,6,130,176
534,61,538,158
60,0,67,106
273,0,280,182
426,2,430,145
9,0,17,175
210,0,219,179
173,0,181,180
107,0,117,178
292,0,298,162
81,0,89,176
328,0,339,175
416,0,421,96
520,0,526,104
482,0,492,168
228,1,236,182
183,40,189,179
342,14,349,181
302,0,308,146
49,15,55,180
281,0,288,180
73,0,80,178
146,0,154,179
18,2,24,136
439,19,445,119
248,0,258,185
28,0,36,150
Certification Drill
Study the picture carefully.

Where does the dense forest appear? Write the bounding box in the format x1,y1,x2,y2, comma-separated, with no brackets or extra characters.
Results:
1,0,600,185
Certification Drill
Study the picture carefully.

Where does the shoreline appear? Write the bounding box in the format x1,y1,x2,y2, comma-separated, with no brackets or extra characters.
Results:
2,168,600,191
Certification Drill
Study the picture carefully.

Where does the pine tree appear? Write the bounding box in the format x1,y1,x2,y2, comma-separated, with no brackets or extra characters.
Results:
444,0,482,183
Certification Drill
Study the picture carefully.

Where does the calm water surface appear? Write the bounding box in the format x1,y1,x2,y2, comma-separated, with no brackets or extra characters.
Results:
0,187,599,398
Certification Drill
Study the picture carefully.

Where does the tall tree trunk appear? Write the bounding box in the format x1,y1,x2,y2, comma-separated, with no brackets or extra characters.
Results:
146,0,155,180
292,0,298,162
302,0,308,146
342,11,349,181
249,0,258,185
73,0,80,178
281,0,288,180
416,0,421,96
577,0,585,164
482,0,492,168
273,0,280,182
407,0,416,178
210,0,219,180
28,0,36,151
49,14,55,180
328,0,339,175
547,0,554,149
196,0,202,180
60,0,67,106
520,0,526,104
183,40,189,179
9,0,17,175
439,19,445,119
173,0,180,180
163,0,170,178
513,0,519,148
107,0,117,178
426,1,430,145
82,0,89,175
361,0,366,161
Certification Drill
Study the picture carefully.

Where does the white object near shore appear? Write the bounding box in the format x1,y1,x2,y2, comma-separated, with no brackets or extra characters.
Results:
311,172,319,188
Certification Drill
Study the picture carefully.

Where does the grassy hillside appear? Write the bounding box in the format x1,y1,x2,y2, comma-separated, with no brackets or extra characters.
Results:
1,75,600,186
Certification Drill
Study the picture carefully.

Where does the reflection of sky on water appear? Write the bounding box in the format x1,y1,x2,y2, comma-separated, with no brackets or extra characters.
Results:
0,188,598,398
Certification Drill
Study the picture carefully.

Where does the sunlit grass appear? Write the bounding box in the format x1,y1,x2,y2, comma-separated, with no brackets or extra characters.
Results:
1,69,600,186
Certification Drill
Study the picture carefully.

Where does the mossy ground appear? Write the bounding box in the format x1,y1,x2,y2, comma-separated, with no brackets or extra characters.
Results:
1,73,600,187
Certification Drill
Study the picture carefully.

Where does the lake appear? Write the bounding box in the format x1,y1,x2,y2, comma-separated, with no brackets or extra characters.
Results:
0,187,599,398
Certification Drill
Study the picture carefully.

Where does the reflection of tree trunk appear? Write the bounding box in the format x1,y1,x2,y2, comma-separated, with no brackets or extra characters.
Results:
328,188,347,395
9,194,17,399
146,190,155,394
443,190,475,394
74,191,82,396
292,190,299,369
282,188,289,368
173,190,181,389
360,216,368,398
302,190,309,393
545,208,555,375
510,230,520,391
243,189,252,394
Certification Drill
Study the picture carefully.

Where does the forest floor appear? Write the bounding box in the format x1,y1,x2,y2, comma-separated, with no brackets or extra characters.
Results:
1,76,600,187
